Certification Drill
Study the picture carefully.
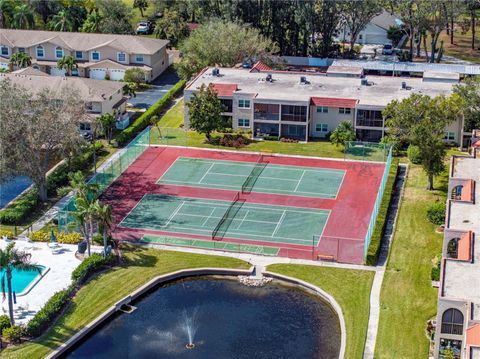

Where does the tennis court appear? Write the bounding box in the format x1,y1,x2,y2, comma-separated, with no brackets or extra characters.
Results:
119,194,328,246
158,157,345,199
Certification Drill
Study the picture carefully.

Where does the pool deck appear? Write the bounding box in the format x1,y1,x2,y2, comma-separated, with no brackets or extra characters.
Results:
0,239,101,324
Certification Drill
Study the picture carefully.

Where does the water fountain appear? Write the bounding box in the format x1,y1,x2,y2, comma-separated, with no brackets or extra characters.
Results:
182,308,198,349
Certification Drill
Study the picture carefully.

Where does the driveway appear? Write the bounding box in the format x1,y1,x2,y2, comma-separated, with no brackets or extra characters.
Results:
127,69,180,109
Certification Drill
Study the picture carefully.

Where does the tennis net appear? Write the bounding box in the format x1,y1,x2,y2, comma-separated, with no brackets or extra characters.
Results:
241,155,268,194
211,192,244,240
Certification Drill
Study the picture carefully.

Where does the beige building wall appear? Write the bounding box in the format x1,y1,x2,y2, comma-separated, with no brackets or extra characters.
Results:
310,105,355,138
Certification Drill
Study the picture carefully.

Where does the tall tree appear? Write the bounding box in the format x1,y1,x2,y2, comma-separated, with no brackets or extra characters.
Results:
384,93,464,190
96,113,116,143
466,0,480,49
96,0,133,34
422,0,449,63
0,80,85,201
93,202,112,256
9,52,32,69
454,77,480,132
154,8,190,47
186,84,226,142
48,8,73,31
0,243,41,325
31,0,61,25
0,0,13,28
81,9,102,32
314,0,342,57
133,0,148,17
12,3,35,29
57,55,78,76
340,0,383,55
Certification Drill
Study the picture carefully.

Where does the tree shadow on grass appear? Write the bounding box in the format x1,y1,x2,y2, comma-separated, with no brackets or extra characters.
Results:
121,244,159,268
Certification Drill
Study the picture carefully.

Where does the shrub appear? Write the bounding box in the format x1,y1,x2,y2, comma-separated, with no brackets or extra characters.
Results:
280,137,299,143
116,79,186,145
0,189,39,225
0,315,11,332
219,133,250,148
124,68,147,85
26,289,71,337
2,325,23,343
263,135,278,141
0,230,14,239
71,253,115,284
431,256,441,281
366,159,399,265
30,231,81,244
407,144,422,164
427,202,446,226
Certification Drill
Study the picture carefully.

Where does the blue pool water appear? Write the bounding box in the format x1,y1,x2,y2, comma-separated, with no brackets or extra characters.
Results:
0,266,46,295
0,176,32,209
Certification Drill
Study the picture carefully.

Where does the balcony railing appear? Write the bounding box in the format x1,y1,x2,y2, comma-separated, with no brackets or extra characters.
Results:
441,323,463,335
254,113,279,121
281,114,307,123
356,119,384,128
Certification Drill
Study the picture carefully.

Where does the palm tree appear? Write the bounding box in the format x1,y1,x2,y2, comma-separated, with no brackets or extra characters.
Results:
9,52,32,70
96,113,116,143
12,3,35,29
0,0,13,28
81,10,102,33
0,243,42,325
57,55,77,76
94,202,112,256
48,9,72,32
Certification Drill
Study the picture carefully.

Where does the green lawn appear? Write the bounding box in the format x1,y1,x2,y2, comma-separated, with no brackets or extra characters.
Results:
123,0,156,26
374,164,448,358
158,98,184,127
2,247,249,359
267,264,374,359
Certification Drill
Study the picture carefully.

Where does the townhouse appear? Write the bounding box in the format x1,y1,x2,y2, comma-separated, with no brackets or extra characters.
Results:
1,69,128,134
434,135,480,359
184,63,462,144
0,29,169,82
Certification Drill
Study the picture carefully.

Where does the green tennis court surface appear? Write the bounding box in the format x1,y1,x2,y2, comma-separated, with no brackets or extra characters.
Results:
120,194,328,246
141,234,280,255
158,157,345,199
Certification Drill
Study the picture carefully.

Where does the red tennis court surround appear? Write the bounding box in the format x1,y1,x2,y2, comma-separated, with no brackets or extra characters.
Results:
102,146,385,264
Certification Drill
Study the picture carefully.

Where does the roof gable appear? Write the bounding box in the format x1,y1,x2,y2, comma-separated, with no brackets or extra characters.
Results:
310,97,358,108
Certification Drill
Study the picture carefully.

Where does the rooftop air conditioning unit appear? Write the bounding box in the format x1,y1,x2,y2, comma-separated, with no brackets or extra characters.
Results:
361,79,368,86
266,73,273,82
402,81,407,89
300,76,307,83
212,68,220,76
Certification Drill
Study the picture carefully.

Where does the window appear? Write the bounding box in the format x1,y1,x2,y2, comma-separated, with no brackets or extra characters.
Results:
316,106,328,113
451,185,463,200
91,51,100,61
447,238,459,259
238,119,250,127
281,105,307,122
315,123,328,132
441,309,464,335
359,34,363,40
36,46,44,58
55,47,64,59
445,132,455,141
75,51,83,59
1,46,8,56
135,54,144,62
80,123,91,131
117,52,126,62
439,338,462,359
18,47,25,53
339,107,352,115
238,99,251,108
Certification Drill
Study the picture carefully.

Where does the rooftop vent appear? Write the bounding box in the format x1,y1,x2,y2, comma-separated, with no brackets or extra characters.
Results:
361,78,368,86
212,68,220,76
266,73,273,82
300,76,310,84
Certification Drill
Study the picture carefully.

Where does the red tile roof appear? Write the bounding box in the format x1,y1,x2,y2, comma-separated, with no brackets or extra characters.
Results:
211,83,238,97
310,97,358,108
250,61,272,73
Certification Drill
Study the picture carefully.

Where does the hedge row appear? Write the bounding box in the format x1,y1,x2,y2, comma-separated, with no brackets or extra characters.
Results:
116,79,186,145
29,231,82,244
26,253,116,337
0,142,103,225
365,159,400,266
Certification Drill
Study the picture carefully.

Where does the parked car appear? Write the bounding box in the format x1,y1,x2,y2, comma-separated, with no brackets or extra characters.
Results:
382,44,394,55
136,21,153,35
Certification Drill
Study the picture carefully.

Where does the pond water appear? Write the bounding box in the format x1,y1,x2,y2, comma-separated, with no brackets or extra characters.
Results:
0,176,32,209
66,277,341,359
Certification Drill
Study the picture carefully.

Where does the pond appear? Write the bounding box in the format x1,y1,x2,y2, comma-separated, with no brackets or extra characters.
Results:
65,277,341,359
0,176,32,209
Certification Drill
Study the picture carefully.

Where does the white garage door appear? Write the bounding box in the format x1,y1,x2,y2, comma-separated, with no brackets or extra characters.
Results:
0,63,8,70
50,67,66,77
90,68,106,80
109,69,125,81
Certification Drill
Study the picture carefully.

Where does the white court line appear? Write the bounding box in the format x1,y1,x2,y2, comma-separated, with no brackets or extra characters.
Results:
163,201,185,228
233,210,249,230
176,211,278,225
271,210,287,237
200,208,216,227
207,172,298,182
294,170,306,192
198,163,215,183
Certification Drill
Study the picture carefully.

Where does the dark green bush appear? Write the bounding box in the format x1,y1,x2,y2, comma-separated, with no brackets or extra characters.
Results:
407,144,422,164
263,135,278,141
71,254,115,284
0,314,11,332
366,159,399,266
0,189,38,225
431,256,441,281
427,202,446,225
26,289,71,337
116,79,186,145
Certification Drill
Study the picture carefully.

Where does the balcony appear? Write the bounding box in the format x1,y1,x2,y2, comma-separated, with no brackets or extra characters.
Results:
356,109,384,128
356,119,384,127
254,113,279,121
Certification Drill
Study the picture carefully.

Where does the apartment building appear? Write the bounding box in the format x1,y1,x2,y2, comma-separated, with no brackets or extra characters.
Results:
434,135,480,359
1,69,128,134
0,29,169,82
184,64,462,143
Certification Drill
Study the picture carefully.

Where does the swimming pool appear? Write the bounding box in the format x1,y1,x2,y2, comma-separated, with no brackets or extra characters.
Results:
0,176,32,209
0,265,47,296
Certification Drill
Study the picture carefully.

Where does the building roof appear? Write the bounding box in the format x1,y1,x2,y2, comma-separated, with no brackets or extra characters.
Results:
0,71,124,102
310,97,358,108
186,67,455,107
326,66,363,77
211,83,238,97
250,61,272,73
12,67,50,76
370,10,403,30
0,29,169,55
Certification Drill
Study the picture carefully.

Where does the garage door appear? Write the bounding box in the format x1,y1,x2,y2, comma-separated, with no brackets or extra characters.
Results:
109,69,125,81
0,63,8,70
90,68,106,80
50,67,66,77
